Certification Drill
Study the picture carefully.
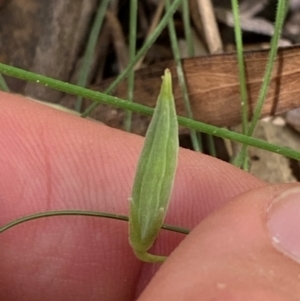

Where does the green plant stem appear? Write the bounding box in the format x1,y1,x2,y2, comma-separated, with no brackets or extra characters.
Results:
207,135,216,157
0,73,9,91
231,0,249,169
75,0,110,112
182,1,194,57
81,0,183,118
233,0,287,168
231,0,248,136
165,0,201,152
124,0,138,132
0,63,299,161
0,210,189,235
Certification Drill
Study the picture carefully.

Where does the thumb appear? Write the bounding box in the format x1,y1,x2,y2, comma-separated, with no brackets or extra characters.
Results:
139,184,300,301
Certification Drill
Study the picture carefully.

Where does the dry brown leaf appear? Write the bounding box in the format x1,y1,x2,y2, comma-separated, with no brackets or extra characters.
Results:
90,45,300,128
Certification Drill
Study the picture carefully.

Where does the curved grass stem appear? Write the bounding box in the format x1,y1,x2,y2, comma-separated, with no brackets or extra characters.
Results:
0,210,189,235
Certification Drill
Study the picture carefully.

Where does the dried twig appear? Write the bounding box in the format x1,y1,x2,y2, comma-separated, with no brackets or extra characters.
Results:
196,0,223,53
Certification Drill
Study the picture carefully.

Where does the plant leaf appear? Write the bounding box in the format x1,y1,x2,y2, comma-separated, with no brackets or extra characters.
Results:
129,69,179,263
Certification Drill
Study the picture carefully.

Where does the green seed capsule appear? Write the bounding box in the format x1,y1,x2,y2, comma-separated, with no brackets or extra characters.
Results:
129,69,179,263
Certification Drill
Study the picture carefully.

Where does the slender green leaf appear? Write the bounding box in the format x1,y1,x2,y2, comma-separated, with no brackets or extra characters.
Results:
231,0,249,136
165,0,201,152
124,0,138,131
182,0,194,57
0,73,9,91
75,0,110,112
0,63,299,161
233,0,287,169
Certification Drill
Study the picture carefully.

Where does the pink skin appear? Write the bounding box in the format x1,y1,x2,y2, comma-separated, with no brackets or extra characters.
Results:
0,91,299,300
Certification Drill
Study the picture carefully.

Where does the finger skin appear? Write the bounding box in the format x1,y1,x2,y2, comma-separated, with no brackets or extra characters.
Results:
139,184,300,301
0,92,263,300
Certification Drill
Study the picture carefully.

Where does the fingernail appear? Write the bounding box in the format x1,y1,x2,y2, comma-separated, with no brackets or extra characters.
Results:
267,186,300,263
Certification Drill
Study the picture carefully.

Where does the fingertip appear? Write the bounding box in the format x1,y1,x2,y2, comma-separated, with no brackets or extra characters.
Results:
1,91,272,300
139,184,300,301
